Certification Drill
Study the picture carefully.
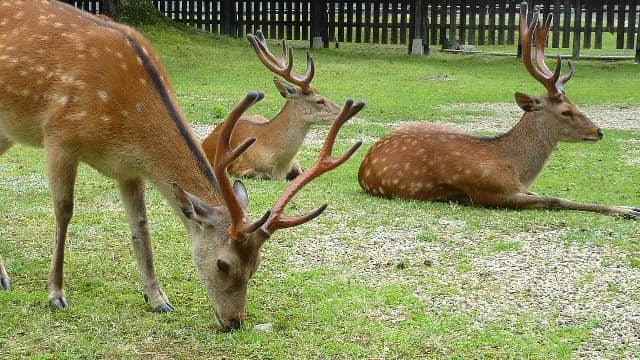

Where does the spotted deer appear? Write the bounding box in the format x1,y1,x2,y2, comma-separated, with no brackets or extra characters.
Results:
0,0,362,331
358,2,639,219
202,30,342,180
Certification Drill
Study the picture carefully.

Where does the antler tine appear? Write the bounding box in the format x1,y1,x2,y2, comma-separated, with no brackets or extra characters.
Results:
557,60,574,92
247,30,315,94
534,14,554,77
214,91,266,238
519,2,558,94
259,99,365,237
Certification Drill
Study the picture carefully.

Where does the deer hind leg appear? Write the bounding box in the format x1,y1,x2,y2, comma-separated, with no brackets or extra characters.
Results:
0,136,13,290
507,193,640,219
45,147,79,309
285,160,304,180
118,178,173,313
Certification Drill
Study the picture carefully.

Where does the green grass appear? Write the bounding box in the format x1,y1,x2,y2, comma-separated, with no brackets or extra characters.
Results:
1,24,639,359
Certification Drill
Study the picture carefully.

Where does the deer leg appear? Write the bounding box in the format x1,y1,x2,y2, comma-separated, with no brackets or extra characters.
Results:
0,136,13,290
118,178,173,313
45,148,78,309
285,161,304,180
507,193,640,219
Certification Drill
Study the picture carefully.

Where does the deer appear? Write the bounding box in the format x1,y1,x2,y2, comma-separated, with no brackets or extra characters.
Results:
358,2,639,220
201,30,342,180
0,0,363,331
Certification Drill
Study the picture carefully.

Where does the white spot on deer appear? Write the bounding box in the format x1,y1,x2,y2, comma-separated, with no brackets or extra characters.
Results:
378,187,386,195
104,47,113,53
21,89,29,97
425,182,433,189
77,54,86,59
56,95,69,106
141,46,149,56
392,179,399,185
464,169,472,176
382,166,389,174
115,52,123,59
53,22,64,28
364,169,371,177
0,19,7,26
19,70,28,77
136,56,143,65
0,55,8,60
100,115,111,122
65,111,87,121
89,48,99,58
34,65,45,73
97,90,109,102
452,174,460,181
136,103,145,113
120,63,128,71
13,12,24,20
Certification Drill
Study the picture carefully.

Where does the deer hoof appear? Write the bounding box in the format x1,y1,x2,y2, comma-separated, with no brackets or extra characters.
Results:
49,297,69,309
0,278,10,291
153,302,175,313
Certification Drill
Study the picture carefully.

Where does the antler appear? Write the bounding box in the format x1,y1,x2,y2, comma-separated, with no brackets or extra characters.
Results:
246,30,315,94
519,2,573,95
258,99,365,238
214,91,271,239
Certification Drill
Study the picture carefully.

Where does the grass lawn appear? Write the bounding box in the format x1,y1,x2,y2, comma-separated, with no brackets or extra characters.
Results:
1,24,639,359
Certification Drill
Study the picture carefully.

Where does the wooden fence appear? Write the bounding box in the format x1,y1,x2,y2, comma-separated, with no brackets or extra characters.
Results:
64,1,640,61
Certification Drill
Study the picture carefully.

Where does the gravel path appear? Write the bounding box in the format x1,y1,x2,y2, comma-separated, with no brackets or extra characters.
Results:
192,104,640,357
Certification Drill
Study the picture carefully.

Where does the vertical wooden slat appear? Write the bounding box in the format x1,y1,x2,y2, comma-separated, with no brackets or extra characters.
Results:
616,2,625,48
400,0,408,44
507,0,516,45
497,0,505,44
583,1,593,48
365,1,372,42
561,1,571,48
356,0,364,42
347,0,355,43
459,0,467,43
488,0,496,44
552,0,561,48
373,0,380,43
478,0,487,45
391,0,399,44
429,0,439,45
594,1,603,48
381,1,389,44
626,0,637,49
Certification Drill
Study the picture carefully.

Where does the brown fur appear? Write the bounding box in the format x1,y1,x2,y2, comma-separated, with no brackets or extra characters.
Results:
0,0,331,332
358,92,639,218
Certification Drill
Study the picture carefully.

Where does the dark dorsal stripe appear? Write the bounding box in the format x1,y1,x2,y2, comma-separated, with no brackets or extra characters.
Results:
54,1,220,191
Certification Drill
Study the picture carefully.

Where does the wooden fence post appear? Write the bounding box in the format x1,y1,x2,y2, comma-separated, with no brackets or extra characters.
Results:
220,0,238,37
310,2,329,48
572,0,582,58
409,0,428,55
636,22,640,64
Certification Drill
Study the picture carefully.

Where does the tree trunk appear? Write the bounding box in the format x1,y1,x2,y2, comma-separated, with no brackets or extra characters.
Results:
102,0,128,18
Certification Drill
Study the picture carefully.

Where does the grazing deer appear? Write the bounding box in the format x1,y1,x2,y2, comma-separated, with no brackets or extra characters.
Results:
358,2,639,219
0,0,362,331
201,30,342,180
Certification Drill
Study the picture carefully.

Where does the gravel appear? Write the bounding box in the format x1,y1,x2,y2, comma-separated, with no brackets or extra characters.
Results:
192,104,640,357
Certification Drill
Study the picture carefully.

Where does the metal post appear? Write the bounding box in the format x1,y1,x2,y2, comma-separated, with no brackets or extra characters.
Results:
410,0,425,55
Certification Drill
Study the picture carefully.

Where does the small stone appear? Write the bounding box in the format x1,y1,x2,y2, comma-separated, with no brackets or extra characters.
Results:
396,261,406,270
423,259,433,267
253,323,273,332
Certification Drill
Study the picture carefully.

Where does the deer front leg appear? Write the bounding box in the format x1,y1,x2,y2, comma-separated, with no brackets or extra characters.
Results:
0,256,9,291
507,193,640,219
1,136,13,290
285,160,304,181
118,178,174,313
45,149,79,309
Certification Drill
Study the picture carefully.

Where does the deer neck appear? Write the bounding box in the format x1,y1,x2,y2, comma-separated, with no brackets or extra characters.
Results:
497,112,559,189
263,104,310,160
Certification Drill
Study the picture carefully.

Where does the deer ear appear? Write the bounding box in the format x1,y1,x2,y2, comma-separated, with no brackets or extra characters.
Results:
515,92,542,112
173,183,218,224
232,180,249,210
273,78,296,98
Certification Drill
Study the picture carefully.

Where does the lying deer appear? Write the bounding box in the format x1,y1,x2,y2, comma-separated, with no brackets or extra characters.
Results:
358,2,639,219
0,0,362,331
202,30,342,180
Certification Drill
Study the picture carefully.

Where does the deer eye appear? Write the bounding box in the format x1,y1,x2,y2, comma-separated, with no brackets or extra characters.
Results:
561,110,573,117
217,259,230,274
316,99,325,105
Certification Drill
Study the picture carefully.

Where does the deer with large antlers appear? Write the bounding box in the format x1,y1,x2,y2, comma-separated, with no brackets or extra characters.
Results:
358,2,639,219
0,0,362,331
202,30,342,180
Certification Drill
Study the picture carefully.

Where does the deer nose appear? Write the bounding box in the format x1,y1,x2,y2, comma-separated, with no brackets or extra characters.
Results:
597,129,603,139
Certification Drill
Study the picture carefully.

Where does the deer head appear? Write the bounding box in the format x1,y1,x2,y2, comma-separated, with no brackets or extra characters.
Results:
247,30,341,125
517,2,602,143
175,92,363,331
